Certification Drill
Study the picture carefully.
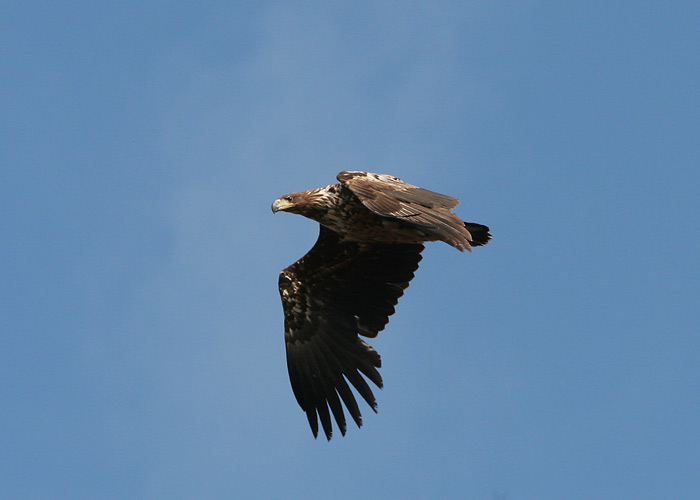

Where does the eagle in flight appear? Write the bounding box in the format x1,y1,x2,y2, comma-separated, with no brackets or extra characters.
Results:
272,171,490,440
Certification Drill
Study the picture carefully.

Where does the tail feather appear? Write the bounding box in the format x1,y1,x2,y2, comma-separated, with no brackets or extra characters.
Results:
464,222,491,247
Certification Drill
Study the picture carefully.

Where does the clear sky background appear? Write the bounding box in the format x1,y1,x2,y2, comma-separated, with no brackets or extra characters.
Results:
2,2,699,499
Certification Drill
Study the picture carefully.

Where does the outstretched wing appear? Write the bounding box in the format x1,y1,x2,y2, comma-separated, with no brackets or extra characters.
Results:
338,171,491,251
279,225,423,440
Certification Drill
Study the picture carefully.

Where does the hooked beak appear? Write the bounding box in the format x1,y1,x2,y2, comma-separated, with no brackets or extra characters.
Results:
271,198,292,213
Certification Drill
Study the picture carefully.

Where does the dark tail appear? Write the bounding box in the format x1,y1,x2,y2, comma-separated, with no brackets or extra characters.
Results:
464,222,491,247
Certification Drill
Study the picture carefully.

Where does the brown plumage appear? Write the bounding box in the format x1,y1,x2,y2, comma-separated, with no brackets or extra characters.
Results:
272,171,490,440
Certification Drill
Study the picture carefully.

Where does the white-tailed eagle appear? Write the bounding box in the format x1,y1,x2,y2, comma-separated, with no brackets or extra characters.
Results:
272,171,490,440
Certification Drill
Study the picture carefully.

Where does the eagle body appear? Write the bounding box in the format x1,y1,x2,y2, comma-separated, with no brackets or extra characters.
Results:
272,171,490,440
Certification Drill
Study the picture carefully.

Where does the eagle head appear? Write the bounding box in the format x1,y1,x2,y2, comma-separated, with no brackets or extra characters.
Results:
271,191,303,214
271,188,331,218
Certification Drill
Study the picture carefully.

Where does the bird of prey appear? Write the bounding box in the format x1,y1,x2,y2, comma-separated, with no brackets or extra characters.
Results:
271,171,490,440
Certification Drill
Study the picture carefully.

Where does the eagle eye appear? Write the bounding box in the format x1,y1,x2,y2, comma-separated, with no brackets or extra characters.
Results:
285,195,293,202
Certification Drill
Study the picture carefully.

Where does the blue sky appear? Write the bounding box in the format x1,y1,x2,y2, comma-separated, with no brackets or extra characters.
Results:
2,2,699,499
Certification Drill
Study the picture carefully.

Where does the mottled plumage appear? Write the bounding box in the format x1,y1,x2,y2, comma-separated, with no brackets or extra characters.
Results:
272,171,490,440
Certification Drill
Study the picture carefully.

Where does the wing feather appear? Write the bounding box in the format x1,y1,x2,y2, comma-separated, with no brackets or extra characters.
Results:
337,171,460,209
338,170,491,251
280,225,423,439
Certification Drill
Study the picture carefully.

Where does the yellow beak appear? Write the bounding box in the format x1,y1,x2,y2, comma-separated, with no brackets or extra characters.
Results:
271,198,293,213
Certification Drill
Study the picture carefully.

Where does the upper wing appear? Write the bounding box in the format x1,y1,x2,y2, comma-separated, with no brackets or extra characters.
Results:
279,225,423,440
337,170,460,210
337,171,490,251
